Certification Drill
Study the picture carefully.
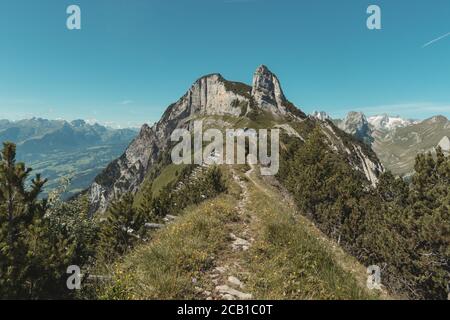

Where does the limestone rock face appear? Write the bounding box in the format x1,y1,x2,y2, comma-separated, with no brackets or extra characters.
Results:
89,124,161,213
251,65,287,115
438,136,450,153
312,111,331,121
88,74,252,213
173,74,249,118
88,65,382,214
338,111,373,146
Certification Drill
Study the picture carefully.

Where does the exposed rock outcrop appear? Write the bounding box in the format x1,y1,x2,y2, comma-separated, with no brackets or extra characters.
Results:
438,136,450,153
88,66,382,214
311,111,331,121
89,74,252,213
338,111,373,146
251,65,287,114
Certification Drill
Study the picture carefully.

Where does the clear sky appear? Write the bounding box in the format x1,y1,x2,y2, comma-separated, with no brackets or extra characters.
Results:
1,0,449,127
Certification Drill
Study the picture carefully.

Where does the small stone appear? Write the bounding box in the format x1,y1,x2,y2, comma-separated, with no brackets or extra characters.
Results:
144,223,164,229
221,294,235,300
215,266,227,273
227,276,244,289
215,285,253,300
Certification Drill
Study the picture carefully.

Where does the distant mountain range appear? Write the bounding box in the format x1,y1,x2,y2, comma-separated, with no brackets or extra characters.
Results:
0,118,137,197
312,111,450,177
2,106,446,200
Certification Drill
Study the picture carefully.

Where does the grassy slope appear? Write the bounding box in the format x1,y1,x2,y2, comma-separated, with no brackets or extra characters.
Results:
99,166,380,300
99,181,241,299
242,168,380,300
133,161,190,208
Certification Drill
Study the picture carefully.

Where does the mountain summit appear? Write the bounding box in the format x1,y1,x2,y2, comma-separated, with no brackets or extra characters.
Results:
251,65,287,115
89,66,382,213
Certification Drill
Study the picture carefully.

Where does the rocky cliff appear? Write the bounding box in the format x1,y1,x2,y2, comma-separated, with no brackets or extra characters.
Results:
88,66,382,213
337,111,373,146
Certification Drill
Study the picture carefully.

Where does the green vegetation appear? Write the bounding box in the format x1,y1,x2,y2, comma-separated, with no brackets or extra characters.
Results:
0,119,136,198
1,115,447,300
98,193,239,299
0,141,229,299
282,100,307,119
0,142,97,299
95,164,227,265
97,193,146,263
278,127,450,299
244,178,375,300
220,78,252,99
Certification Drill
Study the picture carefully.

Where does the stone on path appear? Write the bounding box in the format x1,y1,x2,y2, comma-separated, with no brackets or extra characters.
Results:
215,285,253,300
227,276,244,289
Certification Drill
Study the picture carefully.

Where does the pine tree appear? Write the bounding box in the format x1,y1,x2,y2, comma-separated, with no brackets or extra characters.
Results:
0,142,92,299
138,181,166,225
0,142,48,298
97,193,144,262
278,128,450,299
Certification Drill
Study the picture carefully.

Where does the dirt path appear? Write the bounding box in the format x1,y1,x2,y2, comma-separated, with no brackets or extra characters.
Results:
195,164,390,300
196,169,256,300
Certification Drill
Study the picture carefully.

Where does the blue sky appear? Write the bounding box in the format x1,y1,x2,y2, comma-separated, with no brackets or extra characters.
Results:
1,0,449,127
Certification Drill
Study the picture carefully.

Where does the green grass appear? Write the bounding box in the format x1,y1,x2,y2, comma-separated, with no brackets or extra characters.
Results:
96,163,379,300
133,163,189,207
244,173,377,300
97,193,239,300
149,164,184,197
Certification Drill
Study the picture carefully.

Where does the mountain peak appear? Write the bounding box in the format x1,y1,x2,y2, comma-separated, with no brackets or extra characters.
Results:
338,111,373,145
254,64,271,75
71,119,87,127
368,114,415,131
251,65,287,114
311,111,331,121
424,115,448,124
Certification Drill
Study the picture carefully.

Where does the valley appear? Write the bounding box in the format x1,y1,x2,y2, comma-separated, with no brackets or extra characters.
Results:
0,118,137,198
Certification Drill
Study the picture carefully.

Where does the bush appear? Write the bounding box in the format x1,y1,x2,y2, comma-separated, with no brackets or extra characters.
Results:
278,129,449,299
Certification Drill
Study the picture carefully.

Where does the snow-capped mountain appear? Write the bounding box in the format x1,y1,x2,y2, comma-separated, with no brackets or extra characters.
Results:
329,112,450,177
336,111,373,146
311,111,331,121
367,114,417,131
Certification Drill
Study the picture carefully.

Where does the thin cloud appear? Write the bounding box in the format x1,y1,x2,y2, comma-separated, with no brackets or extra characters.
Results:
422,32,450,48
119,100,134,105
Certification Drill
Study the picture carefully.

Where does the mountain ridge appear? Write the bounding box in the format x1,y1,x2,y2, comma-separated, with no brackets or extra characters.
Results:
313,111,450,176
88,66,383,214
0,118,137,197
